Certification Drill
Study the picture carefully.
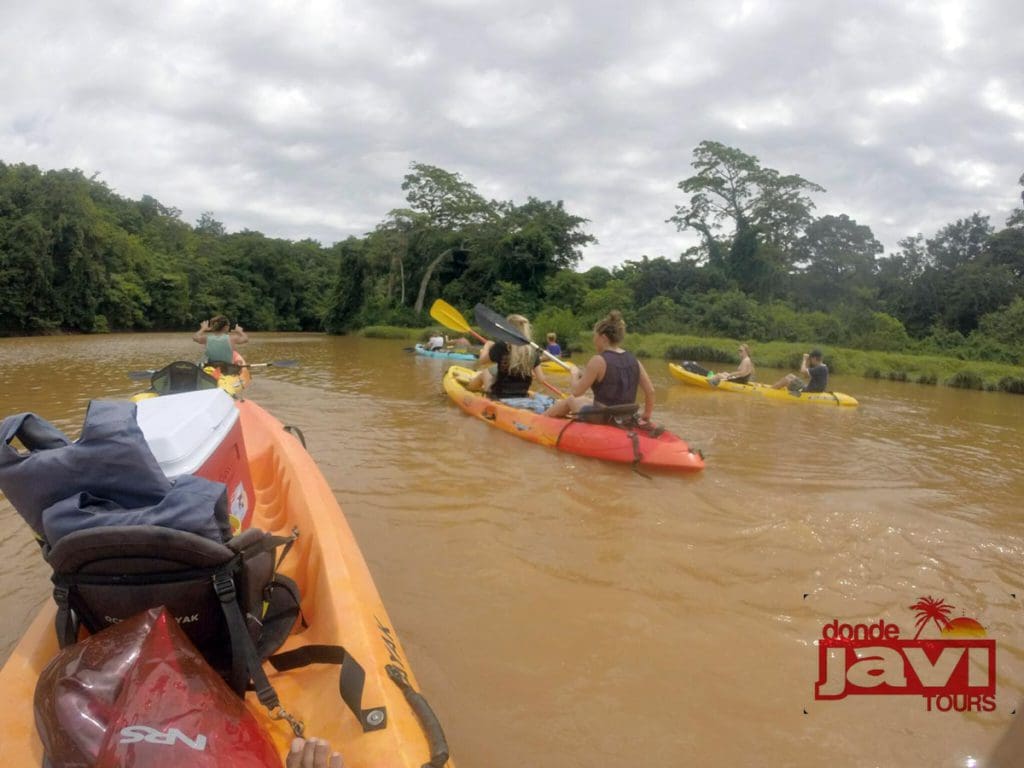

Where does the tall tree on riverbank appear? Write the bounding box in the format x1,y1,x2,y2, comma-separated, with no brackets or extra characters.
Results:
668,141,824,298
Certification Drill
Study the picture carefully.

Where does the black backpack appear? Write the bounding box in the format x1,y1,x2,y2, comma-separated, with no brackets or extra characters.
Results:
45,524,301,701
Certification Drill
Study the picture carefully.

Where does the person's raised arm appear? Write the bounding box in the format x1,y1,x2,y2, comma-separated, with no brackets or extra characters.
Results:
230,324,249,345
799,353,810,378
477,340,496,365
192,319,210,345
637,361,655,421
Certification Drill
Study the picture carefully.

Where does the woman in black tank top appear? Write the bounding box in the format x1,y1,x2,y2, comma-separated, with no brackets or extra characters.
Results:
544,310,655,421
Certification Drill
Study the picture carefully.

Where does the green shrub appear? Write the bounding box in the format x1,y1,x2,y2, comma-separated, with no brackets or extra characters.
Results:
360,325,420,340
634,296,685,334
853,312,912,352
945,370,984,389
532,306,583,351
663,344,734,363
998,376,1024,394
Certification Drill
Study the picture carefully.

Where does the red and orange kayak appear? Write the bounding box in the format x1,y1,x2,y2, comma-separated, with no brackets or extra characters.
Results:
442,365,704,473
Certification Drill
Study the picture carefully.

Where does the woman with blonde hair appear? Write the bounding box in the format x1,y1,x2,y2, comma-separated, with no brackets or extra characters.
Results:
466,314,551,397
544,310,655,421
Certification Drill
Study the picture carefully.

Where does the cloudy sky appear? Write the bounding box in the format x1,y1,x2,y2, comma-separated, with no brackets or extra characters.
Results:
2,0,1022,269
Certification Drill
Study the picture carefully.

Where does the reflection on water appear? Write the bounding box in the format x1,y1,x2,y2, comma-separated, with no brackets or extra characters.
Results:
2,333,1023,767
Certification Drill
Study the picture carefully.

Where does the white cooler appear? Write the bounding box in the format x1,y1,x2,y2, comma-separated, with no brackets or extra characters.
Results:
136,389,255,533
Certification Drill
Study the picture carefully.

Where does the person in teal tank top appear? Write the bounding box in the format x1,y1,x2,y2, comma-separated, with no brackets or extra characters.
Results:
192,315,249,365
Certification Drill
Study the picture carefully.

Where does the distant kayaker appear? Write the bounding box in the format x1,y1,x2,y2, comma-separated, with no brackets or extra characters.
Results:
466,314,551,397
545,332,562,357
426,332,446,351
710,343,754,385
543,310,655,422
193,315,248,364
771,349,829,392
286,736,343,768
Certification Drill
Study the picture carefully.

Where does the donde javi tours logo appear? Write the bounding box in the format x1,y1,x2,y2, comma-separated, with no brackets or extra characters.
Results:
815,596,996,712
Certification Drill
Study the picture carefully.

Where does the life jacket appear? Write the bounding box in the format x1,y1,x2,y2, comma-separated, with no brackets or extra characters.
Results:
204,333,235,365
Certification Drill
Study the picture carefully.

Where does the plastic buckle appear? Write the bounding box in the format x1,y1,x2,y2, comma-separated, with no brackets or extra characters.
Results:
212,572,236,602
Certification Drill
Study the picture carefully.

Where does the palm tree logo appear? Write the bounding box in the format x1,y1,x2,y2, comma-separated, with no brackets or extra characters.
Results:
909,596,955,639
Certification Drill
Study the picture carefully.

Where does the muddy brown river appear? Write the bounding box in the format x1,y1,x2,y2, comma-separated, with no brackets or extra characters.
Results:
1,333,1022,767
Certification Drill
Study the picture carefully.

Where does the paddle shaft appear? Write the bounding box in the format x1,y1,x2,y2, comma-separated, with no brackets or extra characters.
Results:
127,359,298,380
429,299,564,398
473,304,573,372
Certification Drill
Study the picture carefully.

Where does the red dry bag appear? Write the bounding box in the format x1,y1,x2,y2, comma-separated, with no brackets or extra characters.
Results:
35,606,283,768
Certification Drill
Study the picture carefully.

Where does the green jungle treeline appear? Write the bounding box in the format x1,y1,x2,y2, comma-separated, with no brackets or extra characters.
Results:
1,145,1023,391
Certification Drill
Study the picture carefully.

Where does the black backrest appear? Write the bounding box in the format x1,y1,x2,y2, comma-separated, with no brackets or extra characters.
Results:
151,361,219,395
45,526,294,692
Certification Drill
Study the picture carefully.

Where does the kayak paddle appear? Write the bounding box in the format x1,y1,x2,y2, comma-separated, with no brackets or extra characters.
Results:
473,303,573,373
429,299,565,398
127,360,299,380
428,299,486,344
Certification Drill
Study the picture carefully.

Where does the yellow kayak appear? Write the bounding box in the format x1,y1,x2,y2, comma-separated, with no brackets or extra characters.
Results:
540,359,573,374
131,358,252,402
668,362,859,407
0,394,451,767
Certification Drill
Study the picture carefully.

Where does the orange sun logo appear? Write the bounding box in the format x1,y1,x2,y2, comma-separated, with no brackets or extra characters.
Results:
940,617,987,638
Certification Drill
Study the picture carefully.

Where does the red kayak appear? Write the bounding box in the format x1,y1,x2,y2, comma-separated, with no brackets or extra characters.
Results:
442,366,705,473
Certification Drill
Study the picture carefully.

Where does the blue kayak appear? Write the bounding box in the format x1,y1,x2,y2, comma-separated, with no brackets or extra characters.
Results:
414,343,478,361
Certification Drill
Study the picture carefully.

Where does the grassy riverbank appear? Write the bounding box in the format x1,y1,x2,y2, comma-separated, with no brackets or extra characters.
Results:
361,325,1024,394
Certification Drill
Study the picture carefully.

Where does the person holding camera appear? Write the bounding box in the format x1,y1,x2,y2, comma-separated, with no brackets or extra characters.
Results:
771,349,829,392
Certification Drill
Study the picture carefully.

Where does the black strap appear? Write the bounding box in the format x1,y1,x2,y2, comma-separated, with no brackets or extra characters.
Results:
268,644,387,733
52,585,77,648
387,664,450,768
212,563,280,711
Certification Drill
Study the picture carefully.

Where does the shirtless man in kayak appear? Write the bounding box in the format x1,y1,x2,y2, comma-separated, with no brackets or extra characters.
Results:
709,344,754,385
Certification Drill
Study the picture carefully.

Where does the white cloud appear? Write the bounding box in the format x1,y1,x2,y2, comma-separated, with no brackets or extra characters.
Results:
441,69,548,128
0,0,1021,270
982,79,1024,122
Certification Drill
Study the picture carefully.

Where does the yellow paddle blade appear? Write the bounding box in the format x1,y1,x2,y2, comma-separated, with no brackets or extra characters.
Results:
429,299,473,334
